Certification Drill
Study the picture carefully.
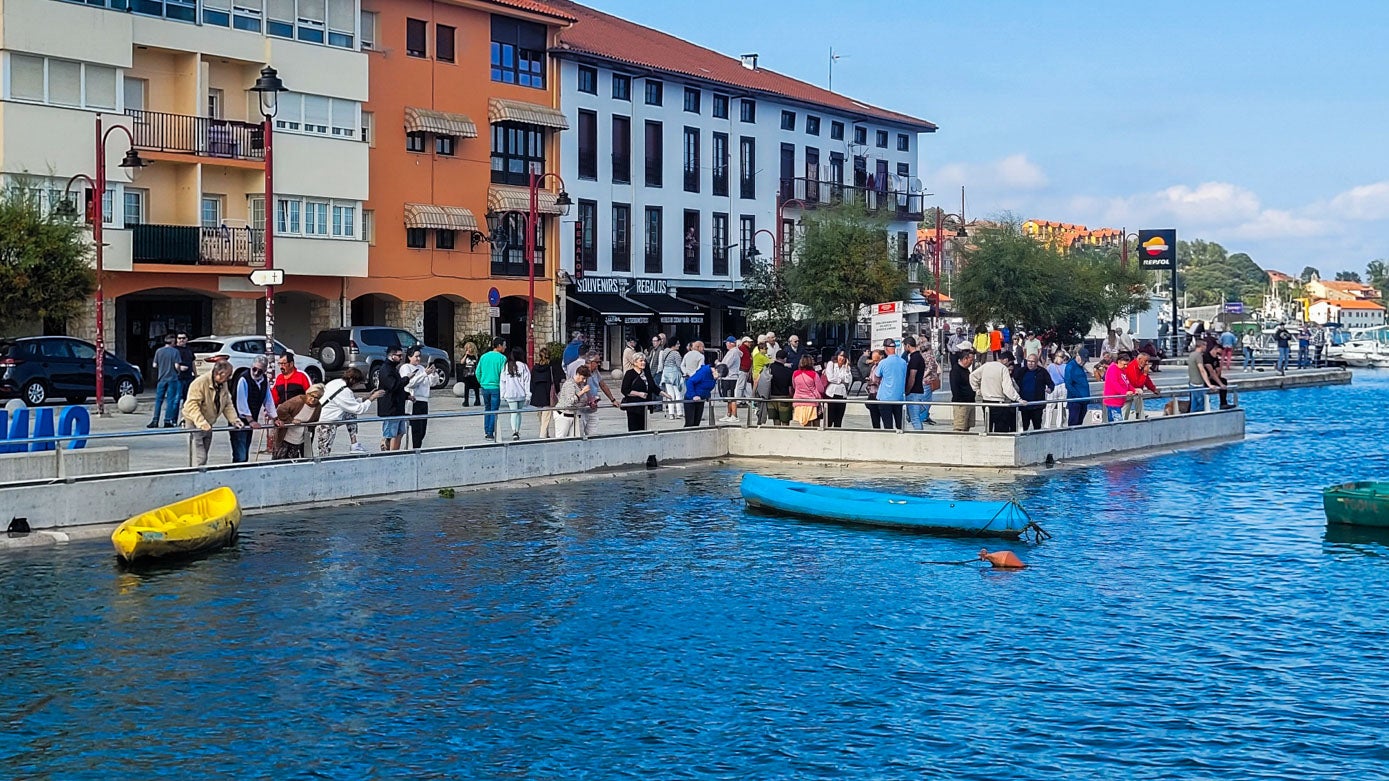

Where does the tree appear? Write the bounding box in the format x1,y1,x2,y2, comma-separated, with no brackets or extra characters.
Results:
953,221,1149,344
1300,266,1320,283
742,256,800,338
1335,270,1363,283
0,185,95,331
1367,259,1388,290
1176,240,1267,306
783,202,908,336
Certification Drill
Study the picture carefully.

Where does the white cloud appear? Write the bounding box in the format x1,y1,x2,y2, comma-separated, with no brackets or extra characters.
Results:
933,154,1048,192
1328,182,1389,221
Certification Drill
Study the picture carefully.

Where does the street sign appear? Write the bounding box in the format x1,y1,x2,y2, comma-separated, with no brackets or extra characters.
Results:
1136,229,1177,271
488,306,500,317
488,287,501,307
870,301,905,346
1223,301,1245,314
249,269,284,286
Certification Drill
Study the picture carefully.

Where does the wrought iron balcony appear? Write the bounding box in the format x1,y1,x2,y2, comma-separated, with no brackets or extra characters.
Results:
779,177,925,222
125,109,265,162
132,224,266,267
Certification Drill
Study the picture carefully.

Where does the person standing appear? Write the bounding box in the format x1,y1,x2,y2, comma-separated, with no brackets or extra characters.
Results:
458,342,482,407
147,334,182,429
784,334,804,369
1273,324,1292,375
574,351,621,436
499,348,531,440
1296,325,1311,369
620,353,661,432
561,330,586,367
972,328,990,358
272,352,310,407
174,332,196,404
400,346,437,449
950,351,977,432
181,359,244,466
1241,329,1258,371
1043,351,1069,429
1186,341,1214,413
1219,328,1238,373
874,338,908,430
621,337,641,373
921,343,942,425
988,327,1004,361
1205,345,1235,409
230,355,275,463
682,339,706,381
476,337,507,441
971,352,1021,433
1103,352,1135,422
735,336,754,402
790,356,826,427
902,336,929,430
683,362,724,427
822,350,852,428
1024,332,1043,362
764,350,795,426
318,367,382,457
376,346,408,451
532,347,563,438
272,384,324,460
1311,323,1328,368
1012,354,1054,431
863,349,885,429
553,364,593,439
719,336,742,423
1063,350,1093,427
659,338,685,419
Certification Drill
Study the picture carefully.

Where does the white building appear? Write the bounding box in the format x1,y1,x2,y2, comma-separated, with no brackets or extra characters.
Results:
549,0,934,357
1309,299,1386,329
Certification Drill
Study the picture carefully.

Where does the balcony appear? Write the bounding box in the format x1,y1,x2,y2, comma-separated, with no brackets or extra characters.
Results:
132,224,266,267
126,110,265,162
779,177,926,222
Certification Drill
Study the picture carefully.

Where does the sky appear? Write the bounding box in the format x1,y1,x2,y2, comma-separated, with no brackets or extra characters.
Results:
583,0,1389,277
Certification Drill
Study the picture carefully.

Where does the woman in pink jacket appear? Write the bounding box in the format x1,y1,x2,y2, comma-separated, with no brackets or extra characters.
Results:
791,356,827,427
1102,351,1135,423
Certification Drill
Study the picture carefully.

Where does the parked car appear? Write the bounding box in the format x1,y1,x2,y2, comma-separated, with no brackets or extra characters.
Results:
0,336,144,406
186,336,325,387
309,327,451,388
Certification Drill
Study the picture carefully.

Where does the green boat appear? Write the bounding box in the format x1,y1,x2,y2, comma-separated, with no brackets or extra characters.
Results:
1323,482,1389,527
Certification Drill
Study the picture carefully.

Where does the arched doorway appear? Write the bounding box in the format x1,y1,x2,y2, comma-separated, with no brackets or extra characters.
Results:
115,288,217,374
351,293,397,327
497,295,532,356
423,294,467,359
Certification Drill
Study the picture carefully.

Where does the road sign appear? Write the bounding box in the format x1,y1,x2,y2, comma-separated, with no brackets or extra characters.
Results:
1136,229,1177,271
488,287,501,307
249,269,284,286
488,306,500,317
1223,301,1245,314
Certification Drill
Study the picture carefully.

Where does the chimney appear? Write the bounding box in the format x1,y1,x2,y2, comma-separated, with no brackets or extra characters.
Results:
740,53,759,70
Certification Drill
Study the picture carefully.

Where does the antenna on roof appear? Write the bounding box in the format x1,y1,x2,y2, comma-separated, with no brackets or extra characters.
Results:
829,46,847,91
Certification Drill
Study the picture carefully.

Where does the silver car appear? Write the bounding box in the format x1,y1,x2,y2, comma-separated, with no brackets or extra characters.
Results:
187,336,326,385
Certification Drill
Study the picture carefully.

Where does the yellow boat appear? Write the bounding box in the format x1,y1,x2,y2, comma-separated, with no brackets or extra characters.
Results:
111,487,242,563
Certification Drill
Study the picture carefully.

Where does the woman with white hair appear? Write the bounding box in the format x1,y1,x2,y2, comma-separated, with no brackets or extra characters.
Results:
1043,350,1069,428
660,337,685,418
273,383,325,459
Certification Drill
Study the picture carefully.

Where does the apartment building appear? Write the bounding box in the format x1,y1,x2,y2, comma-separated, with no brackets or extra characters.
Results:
0,0,367,368
547,0,935,356
353,0,573,356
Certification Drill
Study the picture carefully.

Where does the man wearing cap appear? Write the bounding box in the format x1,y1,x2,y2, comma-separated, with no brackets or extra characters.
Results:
622,337,641,373
903,336,929,430
874,337,907,430
950,351,977,432
971,351,1021,433
734,336,754,405
719,336,742,422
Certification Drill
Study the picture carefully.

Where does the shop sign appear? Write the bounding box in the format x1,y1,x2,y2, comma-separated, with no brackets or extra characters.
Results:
660,316,704,324
574,276,670,296
605,315,650,326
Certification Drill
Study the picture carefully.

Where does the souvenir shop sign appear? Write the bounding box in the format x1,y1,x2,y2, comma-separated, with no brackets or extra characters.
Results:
574,276,670,296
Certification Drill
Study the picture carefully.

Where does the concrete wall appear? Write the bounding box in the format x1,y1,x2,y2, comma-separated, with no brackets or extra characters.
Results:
1014,409,1245,465
0,446,129,483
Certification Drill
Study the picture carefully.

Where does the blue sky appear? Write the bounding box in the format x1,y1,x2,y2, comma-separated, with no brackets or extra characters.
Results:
583,0,1389,276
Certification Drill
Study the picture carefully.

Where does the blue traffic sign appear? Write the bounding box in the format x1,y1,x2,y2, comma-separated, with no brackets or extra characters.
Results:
488,287,500,306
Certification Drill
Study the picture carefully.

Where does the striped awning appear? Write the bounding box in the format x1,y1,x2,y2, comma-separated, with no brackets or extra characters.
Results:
404,203,480,232
488,185,564,215
488,97,569,130
404,107,478,138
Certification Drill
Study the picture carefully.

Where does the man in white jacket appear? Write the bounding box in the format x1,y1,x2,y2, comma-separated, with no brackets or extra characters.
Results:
970,352,1022,433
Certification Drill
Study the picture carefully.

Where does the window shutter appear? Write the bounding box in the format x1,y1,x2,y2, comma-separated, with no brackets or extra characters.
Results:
48,60,81,106
85,65,117,109
10,54,45,100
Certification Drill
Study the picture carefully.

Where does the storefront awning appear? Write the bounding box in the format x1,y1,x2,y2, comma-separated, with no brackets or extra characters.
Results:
404,203,480,232
679,288,746,311
488,185,565,215
404,107,478,138
488,97,569,130
568,291,653,319
625,293,705,324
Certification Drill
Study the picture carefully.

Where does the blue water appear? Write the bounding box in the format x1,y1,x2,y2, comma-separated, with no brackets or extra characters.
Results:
4,374,1389,779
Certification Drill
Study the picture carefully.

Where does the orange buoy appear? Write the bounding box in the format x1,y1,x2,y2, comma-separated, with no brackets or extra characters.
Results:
978,548,1026,569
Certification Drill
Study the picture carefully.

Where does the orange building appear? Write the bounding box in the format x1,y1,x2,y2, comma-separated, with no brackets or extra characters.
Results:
354,0,574,359
1023,219,1122,251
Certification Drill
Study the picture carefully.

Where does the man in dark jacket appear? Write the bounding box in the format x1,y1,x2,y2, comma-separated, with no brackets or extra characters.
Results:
1012,353,1054,431
1063,349,1093,426
949,351,977,432
765,350,795,426
376,346,408,451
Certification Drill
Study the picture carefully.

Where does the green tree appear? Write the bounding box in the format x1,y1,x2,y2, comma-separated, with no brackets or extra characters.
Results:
0,185,95,331
1176,240,1267,306
742,256,800,337
783,202,908,335
1366,259,1388,290
954,221,1148,343
1335,270,1363,283
1300,266,1320,283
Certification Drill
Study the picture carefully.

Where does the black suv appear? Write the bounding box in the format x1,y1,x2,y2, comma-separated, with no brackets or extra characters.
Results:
309,327,451,388
0,336,145,406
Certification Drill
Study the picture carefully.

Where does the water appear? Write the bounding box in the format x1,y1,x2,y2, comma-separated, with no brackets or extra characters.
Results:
4,374,1389,779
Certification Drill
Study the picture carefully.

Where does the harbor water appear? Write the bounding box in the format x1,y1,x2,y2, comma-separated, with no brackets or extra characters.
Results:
3,372,1388,779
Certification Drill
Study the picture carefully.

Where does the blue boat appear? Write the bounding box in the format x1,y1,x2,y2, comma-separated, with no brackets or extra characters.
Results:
740,473,1038,539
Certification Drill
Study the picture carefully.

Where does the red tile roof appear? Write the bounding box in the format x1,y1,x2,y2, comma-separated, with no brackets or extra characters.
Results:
485,0,576,22
1320,299,1385,311
546,0,935,131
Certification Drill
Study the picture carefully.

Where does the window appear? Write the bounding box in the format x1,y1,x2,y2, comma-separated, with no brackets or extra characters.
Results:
267,92,360,139
332,203,355,237
780,110,795,131
577,200,597,272
207,88,224,119
360,10,377,49
806,116,821,136
897,133,910,152
683,210,700,275
740,99,756,123
611,115,631,184
612,73,630,100
875,130,888,148
853,126,867,145
490,16,546,89
805,147,819,202
490,213,543,276
577,110,597,180
406,18,427,57
644,120,663,188
781,219,796,265
304,200,329,236
896,230,909,265
201,196,223,228
406,227,427,248
361,209,374,244
712,132,729,198
277,197,302,234
683,126,700,193
830,121,844,140
436,229,456,250
896,162,910,178
406,131,426,153
739,136,756,199
124,189,146,227
645,80,663,106
294,0,325,43
6,55,117,110
326,0,354,47
713,94,729,119
436,24,455,63
739,215,756,274
611,203,631,272
270,196,359,239
435,135,456,156
124,77,147,111
644,207,662,273
302,94,330,133
361,111,374,145
712,213,729,276
490,122,545,185
577,66,597,94
248,195,264,231
830,152,844,186
853,155,867,186
779,143,795,201
684,87,700,113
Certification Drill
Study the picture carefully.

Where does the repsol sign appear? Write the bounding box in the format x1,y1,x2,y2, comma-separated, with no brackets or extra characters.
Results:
0,406,91,453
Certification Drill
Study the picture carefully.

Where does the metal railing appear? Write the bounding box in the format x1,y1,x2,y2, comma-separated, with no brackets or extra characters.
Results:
132,224,266,266
780,177,926,221
126,109,265,162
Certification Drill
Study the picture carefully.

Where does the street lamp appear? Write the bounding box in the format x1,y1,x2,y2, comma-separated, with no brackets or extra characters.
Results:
774,197,807,268
56,117,147,416
928,208,969,341
250,66,286,381
525,171,570,365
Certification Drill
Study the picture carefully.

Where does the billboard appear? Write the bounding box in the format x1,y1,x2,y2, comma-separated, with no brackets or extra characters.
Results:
1136,229,1177,271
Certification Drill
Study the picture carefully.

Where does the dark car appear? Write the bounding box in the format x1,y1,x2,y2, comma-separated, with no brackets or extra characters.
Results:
0,336,144,406
309,327,451,388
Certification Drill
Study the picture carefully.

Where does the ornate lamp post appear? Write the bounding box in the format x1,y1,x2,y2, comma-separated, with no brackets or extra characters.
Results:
250,66,287,381
525,171,570,366
56,117,147,416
